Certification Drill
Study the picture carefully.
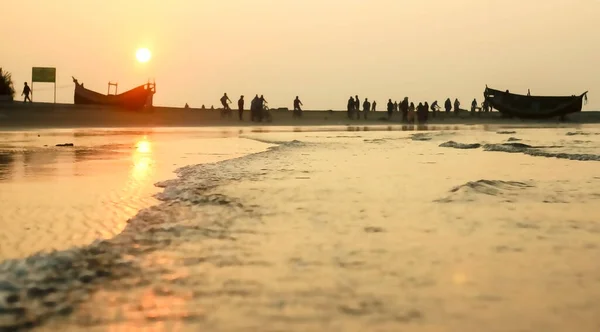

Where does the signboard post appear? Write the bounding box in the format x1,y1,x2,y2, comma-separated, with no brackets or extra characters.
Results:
31,67,57,103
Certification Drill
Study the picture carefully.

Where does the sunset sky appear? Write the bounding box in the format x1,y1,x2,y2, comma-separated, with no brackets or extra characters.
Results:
3,0,599,109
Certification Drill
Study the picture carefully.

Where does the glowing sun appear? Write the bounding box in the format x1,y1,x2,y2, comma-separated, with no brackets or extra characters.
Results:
136,48,152,63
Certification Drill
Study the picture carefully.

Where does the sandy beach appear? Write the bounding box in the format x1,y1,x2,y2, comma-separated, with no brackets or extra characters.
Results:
0,124,599,331
1,102,600,129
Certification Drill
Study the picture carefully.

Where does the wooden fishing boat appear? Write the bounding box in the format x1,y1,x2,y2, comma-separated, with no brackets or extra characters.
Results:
72,77,155,110
484,87,588,119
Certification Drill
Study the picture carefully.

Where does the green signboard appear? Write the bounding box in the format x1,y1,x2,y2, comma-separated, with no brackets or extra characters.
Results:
32,67,56,83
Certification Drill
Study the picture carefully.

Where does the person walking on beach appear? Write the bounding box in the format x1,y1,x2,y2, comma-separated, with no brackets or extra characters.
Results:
293,96,303,118
445,98,452,114
423,101,430,122
453,98,460,116
22,82,32,103
354,95,360,120
387,99,394,119
394,101,399,112
362,98,371,120
372,100,377,112
238,95,245,120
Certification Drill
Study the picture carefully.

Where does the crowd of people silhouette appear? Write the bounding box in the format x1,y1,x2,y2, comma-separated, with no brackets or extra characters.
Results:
347,96,493,123
200,93,494,123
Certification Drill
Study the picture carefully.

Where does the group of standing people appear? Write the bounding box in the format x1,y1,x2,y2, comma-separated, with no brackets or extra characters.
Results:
220,93,304,122
346,95,377,120
220,93,268,122
347,96,494,124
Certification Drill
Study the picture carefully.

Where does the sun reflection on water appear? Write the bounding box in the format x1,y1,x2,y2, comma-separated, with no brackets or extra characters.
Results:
131,137,154,182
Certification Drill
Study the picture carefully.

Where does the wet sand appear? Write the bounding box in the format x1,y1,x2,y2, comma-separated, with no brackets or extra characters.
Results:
1,126,600,331
0,128,273,260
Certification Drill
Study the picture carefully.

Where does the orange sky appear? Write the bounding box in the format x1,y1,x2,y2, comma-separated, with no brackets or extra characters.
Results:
3,0,599,109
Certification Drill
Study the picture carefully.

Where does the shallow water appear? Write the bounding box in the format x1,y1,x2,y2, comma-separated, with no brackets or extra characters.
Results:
0,128,273,260
1,125,600,331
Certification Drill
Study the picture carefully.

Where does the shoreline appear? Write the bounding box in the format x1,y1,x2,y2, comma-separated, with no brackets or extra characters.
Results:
2,102,600,129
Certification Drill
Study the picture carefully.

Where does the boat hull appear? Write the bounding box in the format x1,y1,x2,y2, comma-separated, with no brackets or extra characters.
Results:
73,78,155,110
484,87,587,119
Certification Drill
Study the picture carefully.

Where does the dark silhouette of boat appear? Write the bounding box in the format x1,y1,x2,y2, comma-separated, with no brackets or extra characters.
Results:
72,77,156,110
484,87,588,119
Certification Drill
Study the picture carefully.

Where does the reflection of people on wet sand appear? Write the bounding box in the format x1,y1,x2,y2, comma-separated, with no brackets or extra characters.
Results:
293,96,303,118
22,82,32,103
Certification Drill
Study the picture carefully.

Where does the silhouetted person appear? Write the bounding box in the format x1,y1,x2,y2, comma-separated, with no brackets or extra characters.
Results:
354,95,360,120
372,101,377,112
454,98,460,116
184,103,190,109
293,96,303,118
394,101,398,112
444,98,452,114
527,89,531,96
408,102,416,124
347,96,355,119
482,99,490,113
362,98,371,120
387,99,394,119
423,102,429,121
22,82,31,103
471,98,478,115
251,95,260,122
201,104,206,110
416,102,424,123
260,95,268,121
221,93,232,110
238,95,245,120
401,97,409,122
431,100,440,118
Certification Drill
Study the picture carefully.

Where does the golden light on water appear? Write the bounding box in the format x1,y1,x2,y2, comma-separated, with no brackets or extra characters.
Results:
136,48,152,63
136,139,151,153
132,138,153,181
